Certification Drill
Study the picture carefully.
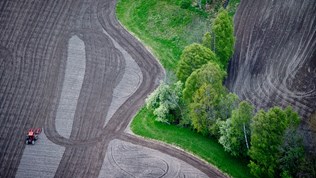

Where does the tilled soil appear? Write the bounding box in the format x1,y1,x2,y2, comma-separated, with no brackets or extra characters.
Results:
225,0,316,152
226,0,316,118
0,0,226,177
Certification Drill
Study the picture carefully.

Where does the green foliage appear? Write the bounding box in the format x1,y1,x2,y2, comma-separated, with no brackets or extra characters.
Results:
146,81,183,123
189,83,225,135
211,9,235,68
131,107,253,178
202,32,212,49
180,0,191,9
183,62,226,103
176,43,219,83
226,0,240,16
219,101,254,157
249,107,300,178
117,0,209,71
210,93,240,138
217,93,239,120
278,129,305,177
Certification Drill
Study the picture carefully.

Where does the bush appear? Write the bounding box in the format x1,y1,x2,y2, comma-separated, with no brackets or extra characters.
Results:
145,81,183,123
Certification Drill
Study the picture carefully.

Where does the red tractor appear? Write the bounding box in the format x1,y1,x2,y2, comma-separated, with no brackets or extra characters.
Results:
25,128,42,145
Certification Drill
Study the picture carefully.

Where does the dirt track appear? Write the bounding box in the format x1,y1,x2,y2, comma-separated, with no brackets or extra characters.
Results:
0,0,226,177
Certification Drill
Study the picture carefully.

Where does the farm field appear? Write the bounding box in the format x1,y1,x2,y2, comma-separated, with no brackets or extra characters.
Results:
0,0,226,177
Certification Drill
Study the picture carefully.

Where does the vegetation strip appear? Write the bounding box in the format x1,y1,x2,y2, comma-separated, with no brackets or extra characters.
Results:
131,108,252,178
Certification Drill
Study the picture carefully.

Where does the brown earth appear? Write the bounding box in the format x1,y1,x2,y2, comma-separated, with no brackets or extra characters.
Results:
0,0,226,177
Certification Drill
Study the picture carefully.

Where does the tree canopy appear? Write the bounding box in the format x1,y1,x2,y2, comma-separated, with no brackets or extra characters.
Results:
219,101,254,157
183,62,226,103
202,32,212,48
189,83,224,135
217,92,239,120
176,43,219,83
249,106,300,178
146,81,183,123
211,9,235,68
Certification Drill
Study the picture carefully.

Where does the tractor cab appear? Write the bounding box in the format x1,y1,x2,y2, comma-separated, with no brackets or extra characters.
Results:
28,131,34,137
27,131,34,140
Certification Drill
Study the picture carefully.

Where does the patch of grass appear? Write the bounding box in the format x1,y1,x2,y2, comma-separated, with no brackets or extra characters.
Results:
131,108,253,178
116,0,210,71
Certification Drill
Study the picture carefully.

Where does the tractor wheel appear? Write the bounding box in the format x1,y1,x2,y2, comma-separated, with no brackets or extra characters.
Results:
31,140,35,145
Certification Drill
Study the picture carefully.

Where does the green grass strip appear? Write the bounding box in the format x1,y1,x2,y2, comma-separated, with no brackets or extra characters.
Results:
131,108,253,178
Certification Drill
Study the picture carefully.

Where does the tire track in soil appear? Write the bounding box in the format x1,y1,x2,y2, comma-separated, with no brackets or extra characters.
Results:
0,0,227,177
0,0,76,176
226,0,316,152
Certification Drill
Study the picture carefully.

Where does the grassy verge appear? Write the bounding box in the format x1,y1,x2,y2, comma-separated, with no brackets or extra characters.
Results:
116,0,210,71
131,108,252,178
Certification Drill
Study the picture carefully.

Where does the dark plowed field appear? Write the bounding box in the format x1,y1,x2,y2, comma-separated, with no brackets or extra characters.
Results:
226,0,316,151
0,0,225,177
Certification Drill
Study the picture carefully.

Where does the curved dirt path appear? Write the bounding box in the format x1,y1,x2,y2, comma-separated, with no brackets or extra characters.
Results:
0,0,226,177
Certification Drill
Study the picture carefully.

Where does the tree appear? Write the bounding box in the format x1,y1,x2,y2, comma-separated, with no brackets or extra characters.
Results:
219,101,254,157
249,106,300,178
176,43,219,83
146,81,183,123
183,62,226,103
278,128,305,178
211,9,235,68
189,83,224,135
202,32,212,49
217,92,239,120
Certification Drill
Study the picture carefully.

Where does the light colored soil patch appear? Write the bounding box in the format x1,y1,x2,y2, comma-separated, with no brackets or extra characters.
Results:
15,131,65,178
98,139,208,178
102,30,143,127
55,35,86,138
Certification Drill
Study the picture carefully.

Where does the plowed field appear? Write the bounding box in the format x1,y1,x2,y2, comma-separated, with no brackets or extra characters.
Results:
0,0,226,177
